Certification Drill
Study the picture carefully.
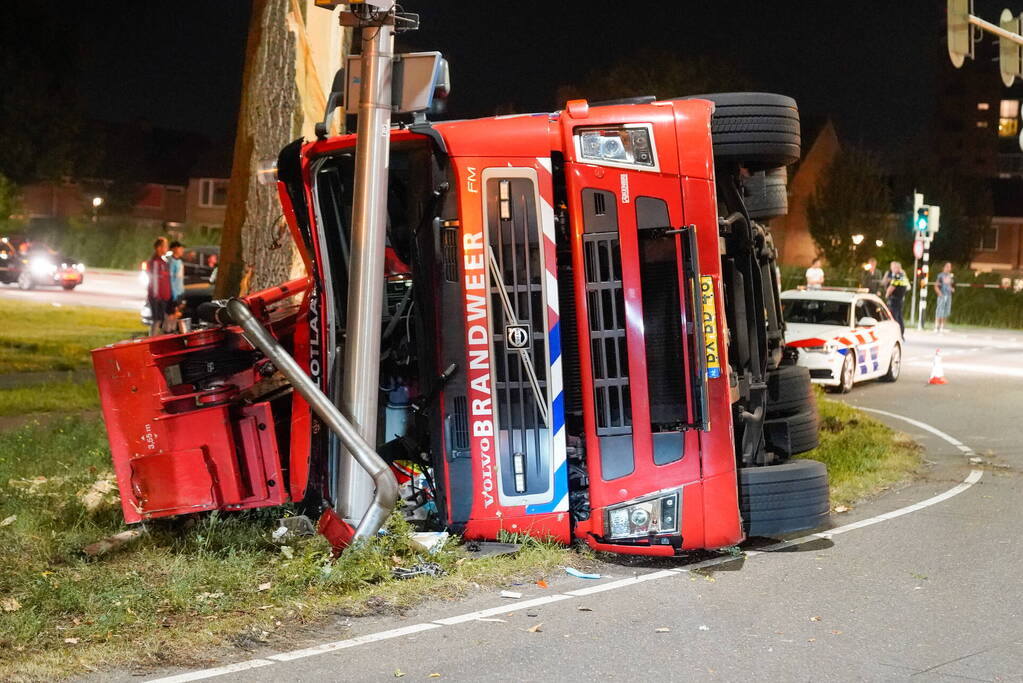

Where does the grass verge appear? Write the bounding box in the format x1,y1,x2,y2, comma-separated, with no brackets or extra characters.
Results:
803,394,922,508
0,300,142,373
0,416,577,681
0,379,100,417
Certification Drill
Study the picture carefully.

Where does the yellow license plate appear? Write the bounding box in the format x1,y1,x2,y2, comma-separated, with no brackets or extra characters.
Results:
700,276,721,379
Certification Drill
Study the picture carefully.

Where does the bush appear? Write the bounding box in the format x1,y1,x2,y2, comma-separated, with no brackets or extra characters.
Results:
23,218,220,270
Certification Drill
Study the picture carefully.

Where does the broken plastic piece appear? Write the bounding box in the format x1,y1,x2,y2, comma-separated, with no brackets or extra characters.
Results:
500,590,523,599
411,531,449,553
277,515,317,538
318,508,357,556
464,541,520,558
565,567,601,580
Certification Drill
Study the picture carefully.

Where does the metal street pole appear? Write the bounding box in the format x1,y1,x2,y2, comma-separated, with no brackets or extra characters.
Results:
917,237,931,331
336,5,395,522
911,252,919,326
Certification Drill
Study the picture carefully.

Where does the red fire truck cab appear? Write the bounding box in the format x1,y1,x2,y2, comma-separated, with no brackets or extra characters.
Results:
93,93,826,557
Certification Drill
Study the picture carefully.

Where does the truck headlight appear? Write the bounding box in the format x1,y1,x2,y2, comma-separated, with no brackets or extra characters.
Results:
575,124,657,169
604,488,681,540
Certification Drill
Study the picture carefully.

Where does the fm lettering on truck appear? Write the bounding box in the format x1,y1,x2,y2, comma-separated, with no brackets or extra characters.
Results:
463,228,496,507
466,166,479,194
700,275,722,379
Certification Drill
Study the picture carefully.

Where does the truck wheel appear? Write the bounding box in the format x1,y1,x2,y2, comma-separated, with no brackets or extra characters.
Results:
743,167,788,220
766,365,813,418
739,459,829,537
764,407,820,457
678,92,801,169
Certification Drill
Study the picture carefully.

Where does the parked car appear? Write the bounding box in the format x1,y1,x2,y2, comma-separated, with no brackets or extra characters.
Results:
781,288,902,393
0,238,85,290
140,245,219,326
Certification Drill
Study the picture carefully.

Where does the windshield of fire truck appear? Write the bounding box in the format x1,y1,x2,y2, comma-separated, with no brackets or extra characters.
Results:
310,139,437,331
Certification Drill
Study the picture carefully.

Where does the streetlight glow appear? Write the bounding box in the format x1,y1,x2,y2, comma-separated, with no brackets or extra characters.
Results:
92,196,104,208
851,234,865,245
875,239,884,247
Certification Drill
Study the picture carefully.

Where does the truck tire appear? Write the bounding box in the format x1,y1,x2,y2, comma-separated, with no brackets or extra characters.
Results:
766,365,813,418
678,92,801,169
764,407,820,457
738,459,829,537
743,167,788,220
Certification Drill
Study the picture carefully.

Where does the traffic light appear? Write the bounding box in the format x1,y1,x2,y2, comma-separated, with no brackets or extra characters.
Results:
916,206,930,233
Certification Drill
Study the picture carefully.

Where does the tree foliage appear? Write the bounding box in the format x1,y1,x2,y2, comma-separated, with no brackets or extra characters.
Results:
556,50,750,105
806,146,891,269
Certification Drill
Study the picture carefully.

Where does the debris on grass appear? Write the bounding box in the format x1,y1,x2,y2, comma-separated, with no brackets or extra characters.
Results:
698,625,710,631
2,597,21,611
258,582,272,592
82,528,145,557
500,590,523,599
78,473,118,511
526,623,543,633
0,514,15,527
564,567,601,580
834,505,850,513
655,627,670,633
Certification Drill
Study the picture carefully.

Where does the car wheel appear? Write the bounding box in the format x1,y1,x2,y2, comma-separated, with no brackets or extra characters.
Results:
674,92,801,170
738,459,829,537
826,353,855,394
880,343,901,383
766,365,814,418
17,272,34,290
61,282,77,291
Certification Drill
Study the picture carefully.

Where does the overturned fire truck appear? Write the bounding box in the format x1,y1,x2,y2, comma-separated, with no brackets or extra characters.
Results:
92,15,825,556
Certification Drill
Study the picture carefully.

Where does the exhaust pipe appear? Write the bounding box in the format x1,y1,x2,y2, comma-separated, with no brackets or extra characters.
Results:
225,298,398,540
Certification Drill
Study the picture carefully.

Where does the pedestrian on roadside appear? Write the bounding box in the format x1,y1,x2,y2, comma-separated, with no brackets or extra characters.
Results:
805,257,825,289
146,237,172,336
884,260,910,337
934,262,955,333
166,240,186,333
860,257,884,297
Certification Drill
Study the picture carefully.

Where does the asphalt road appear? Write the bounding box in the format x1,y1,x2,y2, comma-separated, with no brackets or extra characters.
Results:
124,327,1023,682
0,269,145,311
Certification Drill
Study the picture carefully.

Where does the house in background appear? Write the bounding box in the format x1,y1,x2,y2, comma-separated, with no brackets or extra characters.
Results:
766,118,840,268
16,121,230,229
972,179,1023,272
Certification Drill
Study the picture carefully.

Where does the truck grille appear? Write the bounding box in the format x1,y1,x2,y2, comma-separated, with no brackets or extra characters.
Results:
583,234,631,435
486,176,552,497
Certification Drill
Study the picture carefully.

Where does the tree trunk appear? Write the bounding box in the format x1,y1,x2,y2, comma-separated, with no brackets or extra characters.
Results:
218,0,299,298
218,2,346,298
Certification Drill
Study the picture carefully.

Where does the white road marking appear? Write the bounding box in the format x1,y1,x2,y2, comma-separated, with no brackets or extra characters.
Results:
147,659,276,683
145,411,983,683
908,360,1023,378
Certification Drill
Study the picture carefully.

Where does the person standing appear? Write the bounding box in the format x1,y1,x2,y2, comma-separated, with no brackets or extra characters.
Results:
860,257,884,297
934,262,955,333
805,257,825,289
884,261,910,337
166,241,186,333
146,237,172,336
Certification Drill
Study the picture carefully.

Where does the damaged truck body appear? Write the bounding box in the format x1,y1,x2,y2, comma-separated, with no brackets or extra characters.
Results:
92,12,826,556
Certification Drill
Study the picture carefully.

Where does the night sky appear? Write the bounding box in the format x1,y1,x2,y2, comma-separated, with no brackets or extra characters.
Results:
41,2,1021,155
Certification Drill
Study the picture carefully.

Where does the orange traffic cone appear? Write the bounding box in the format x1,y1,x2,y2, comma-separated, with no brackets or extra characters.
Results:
928,348,948,385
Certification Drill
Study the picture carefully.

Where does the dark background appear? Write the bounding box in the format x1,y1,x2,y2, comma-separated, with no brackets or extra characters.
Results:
6,2,1020,155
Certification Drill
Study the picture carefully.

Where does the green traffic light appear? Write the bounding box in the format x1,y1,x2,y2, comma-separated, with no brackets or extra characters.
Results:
915,206,929,232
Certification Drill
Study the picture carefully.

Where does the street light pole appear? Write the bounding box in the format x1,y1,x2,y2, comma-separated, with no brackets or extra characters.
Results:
335,3,395,523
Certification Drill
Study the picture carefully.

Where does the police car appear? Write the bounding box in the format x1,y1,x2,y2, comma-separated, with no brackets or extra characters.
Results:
781,288,902,393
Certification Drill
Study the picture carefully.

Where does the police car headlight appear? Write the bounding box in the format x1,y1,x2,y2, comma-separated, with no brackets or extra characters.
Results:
604,489,681,540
